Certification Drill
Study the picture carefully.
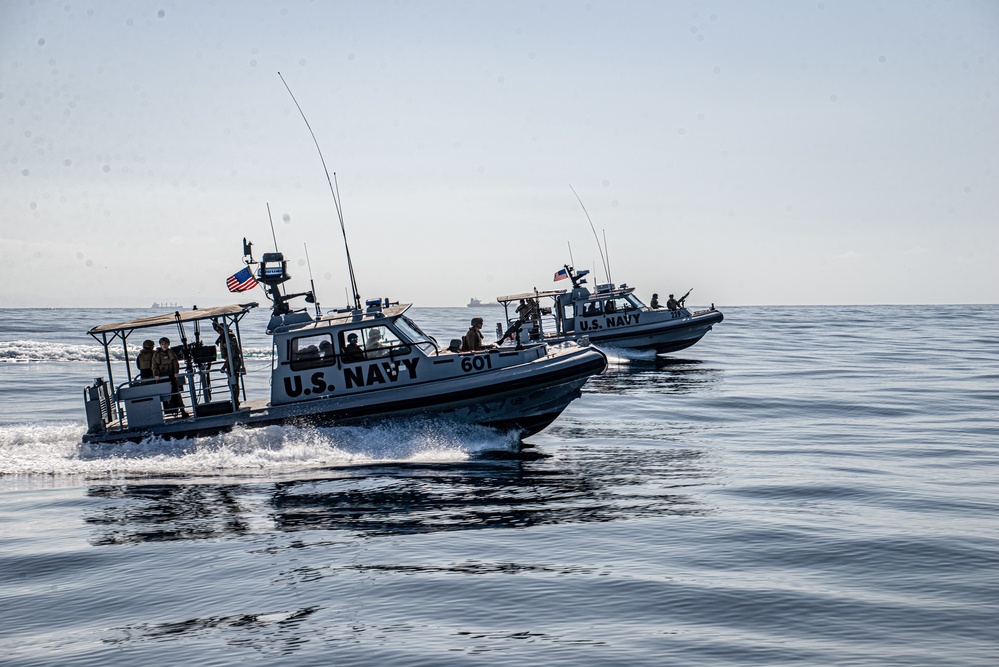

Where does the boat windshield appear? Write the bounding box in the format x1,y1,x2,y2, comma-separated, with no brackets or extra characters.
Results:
625,293,645,308
395,316,437,353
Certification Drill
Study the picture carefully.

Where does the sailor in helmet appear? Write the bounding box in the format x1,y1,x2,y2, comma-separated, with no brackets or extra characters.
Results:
343,332,364,362
136,339,155,379
366,328,389,358
461,316,495,352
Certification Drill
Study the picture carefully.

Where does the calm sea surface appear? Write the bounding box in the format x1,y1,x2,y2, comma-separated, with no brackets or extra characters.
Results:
1,305,997,666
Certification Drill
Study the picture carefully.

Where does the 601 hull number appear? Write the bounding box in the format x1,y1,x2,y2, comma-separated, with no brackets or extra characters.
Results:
461,355,493,372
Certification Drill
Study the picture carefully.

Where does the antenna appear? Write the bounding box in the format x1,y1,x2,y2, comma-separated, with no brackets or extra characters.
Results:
264,202,286,297
279,71,362,311
603,229,612,283
304,243,321,317
569,184,609,284
332,172,361,310
567,241,575,268
266,203,279,252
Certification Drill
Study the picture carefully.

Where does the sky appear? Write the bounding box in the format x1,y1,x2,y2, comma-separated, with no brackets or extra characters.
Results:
1,0,997,307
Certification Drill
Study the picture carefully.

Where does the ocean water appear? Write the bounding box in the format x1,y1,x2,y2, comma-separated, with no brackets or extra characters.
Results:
1,304,997,666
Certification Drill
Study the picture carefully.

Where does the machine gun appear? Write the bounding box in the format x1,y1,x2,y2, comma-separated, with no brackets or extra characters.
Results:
677,288,693,307
496,320,525,349
173,341,217,370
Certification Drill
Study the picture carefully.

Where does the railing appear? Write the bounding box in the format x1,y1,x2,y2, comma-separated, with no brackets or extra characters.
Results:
115,366,243,426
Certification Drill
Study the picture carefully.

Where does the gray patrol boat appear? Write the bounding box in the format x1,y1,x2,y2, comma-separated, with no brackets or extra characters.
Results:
495,266,723,354
82,244,607,445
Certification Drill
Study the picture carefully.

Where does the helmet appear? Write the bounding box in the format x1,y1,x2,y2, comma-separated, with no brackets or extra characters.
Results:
471,316,483,326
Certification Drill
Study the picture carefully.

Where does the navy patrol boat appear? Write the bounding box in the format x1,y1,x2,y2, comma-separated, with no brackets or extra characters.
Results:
82,245,607,445
495,266,723,355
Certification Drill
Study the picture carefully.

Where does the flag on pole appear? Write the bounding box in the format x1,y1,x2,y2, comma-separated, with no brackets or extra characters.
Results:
554,268,569,282
226,267,258,293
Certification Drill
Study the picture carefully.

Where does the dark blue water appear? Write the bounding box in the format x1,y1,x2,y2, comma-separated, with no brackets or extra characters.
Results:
2,305,997,665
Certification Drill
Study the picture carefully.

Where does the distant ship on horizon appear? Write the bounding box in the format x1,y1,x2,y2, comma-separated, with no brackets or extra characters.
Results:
467,297,501,308
150,302,180,309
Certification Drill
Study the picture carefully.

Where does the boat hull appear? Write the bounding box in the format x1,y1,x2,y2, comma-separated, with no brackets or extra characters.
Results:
535,308,723,355
587,309,723,353
82,345,606,445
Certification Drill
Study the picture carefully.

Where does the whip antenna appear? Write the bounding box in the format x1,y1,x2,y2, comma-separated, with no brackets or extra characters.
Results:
279,71,361,311
304,243,321,317
265,202,286,296
603,229,612,283
569,184,609,284
266,203,279,252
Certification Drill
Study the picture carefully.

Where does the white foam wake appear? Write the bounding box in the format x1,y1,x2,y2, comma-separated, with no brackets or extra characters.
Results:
0,419,519,480
599,345,659,362
0,340,126,363
0,340,271,363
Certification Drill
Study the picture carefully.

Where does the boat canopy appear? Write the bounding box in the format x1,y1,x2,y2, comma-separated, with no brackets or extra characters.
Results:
88,303,258,335
496,289,567,304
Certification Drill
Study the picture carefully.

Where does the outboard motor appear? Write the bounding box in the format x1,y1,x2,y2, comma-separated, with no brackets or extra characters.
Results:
84,377,112,433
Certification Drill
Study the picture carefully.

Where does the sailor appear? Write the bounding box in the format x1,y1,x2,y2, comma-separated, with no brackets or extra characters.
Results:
136,339,155,379
342,333,364,362
212,321,243,375
460,316,494,352
366,328,388,358
152,337,188,418
319,340,334,360
650,293,661,309
605,299,617,314
516,299,531,322
666,294,680,311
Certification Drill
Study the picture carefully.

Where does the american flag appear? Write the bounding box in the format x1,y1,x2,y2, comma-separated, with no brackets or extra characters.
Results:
226,267,258,293
554,268,569,282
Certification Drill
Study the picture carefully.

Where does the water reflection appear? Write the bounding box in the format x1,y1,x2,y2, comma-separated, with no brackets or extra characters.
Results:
106,606,320,656
587,356,722,396
87,483,252,545
85,446,713,545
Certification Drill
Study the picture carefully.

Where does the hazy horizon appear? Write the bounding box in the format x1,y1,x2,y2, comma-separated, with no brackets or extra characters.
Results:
3,1,997,308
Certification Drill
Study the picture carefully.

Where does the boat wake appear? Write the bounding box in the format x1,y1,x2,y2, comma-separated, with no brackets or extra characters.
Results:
0,340,271,363
599,345,660,362
0,419,520,482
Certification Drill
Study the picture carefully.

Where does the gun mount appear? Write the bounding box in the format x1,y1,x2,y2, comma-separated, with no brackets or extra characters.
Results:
244,240,315,319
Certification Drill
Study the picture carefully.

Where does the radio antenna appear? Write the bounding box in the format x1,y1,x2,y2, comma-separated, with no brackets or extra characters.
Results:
332,171,360,310
567,241,575,268
569,184,609,285
278,71,361,311
304,243,321,317
603,229,613,283
265,202,286,296
266,202,279,252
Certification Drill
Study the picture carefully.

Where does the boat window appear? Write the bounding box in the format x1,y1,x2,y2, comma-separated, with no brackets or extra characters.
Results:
338,325,412,364
579,300,603,317
395,316,436,354
606,296,636,313
289,333,336,371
